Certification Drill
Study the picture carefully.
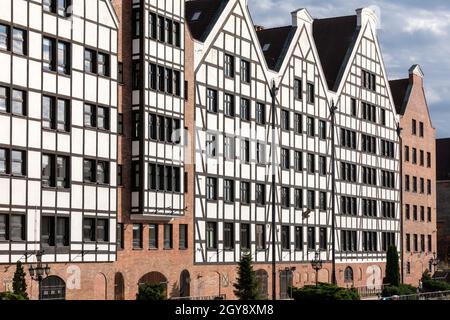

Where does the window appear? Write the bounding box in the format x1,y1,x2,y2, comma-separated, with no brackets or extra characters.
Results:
281,110,289,130
256,103,265,125
57,41,70,74
382,232,396,251
11,150,25,176
319,192,327,211
382,201,396,219
420,178,425,194
307,83,315,104
43,37,55,71
413,205,418,221
281,187,290,208
281,226,290,250
307,227,315,250
0,86,8,113
149,224,158,249
341,162,356,182
406,234,411,252
97,53,109,77
294,79,302,100
362,167,377,186
240,98,250,121
294,189,303,209
241,182,250,205
96,219,109,242
341,197,357,216
0,24,9,51
294,151,303,172
363,232,377,252
319,121,326,140
381,140,394,158
97,107,109,130
307,117,315,137
412,119,417,135
83,159,109,184
0,214,7,240
307,153,315,174
13,28,26,55
132,162,140,189
42,154,69,188
157,16,165,42
413,177,417,193
362,102,377,123
256,184,265,206
224,94,234,117
132,61,141,90
206,88,217,113
0,148,8,174
427,179,432,195
132,224,143,249
117,223,124,250
132,8,140,38
351,98,357,117
427,152,431,168
206,133,217,158
83,218,96,242
84,49,96,73
319,156,326,176
224,180,234,203
419,122,424,137
362,135,377,154
9,215,25,241
412,148,417,164
117,113,123,135
341,230,357,252
420,150,424,166
191,11,202,21
240,60,250,83
281,149,290,170
206,222,217,249
362,199,377,217
11,89,26,116
405,175,410,192
294,113,302,134
256,224,265,250
224,136,235,160
428,235,432,252
420,206,425,221
307,190,315,210
84,104,96,127
295,227,303,251
420,235,425,252
427,207,432,222
206,177,217,201
256,142,266,164
405,204,410,220
362,70,376,91
240,139,250,164
173,22,181,47
319,228,327,250
164,224,173,249
241,224,250,250
381,170,395,189
224,54,234,78
381,109,386,125
405,146,410,162
413,234,418,252
224,223,234,250
342,129,357,150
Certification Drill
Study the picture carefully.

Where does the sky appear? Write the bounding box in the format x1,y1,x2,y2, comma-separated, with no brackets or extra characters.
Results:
248,0,450,138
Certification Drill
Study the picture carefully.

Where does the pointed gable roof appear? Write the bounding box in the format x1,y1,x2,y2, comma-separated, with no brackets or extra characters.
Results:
389,78,411,115
256,26,297,71
313,15,358,91
186,0,229,42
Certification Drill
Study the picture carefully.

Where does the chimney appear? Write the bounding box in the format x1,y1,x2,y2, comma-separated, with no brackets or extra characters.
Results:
291,8,313,28
409,64,424,86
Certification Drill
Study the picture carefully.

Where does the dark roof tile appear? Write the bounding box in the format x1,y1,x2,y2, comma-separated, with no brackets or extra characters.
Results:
256,26,297,71
186,0,228,42
389,78,410,115
313,15,358,91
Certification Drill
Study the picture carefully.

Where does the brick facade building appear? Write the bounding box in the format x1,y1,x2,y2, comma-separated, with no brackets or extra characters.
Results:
390,65,437,286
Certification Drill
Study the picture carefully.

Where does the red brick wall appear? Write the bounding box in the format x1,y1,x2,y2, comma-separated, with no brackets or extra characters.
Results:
400,71,437,286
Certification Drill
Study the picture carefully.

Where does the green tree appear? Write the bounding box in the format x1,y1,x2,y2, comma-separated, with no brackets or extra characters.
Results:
384,245,400,287
136,283,167,300
233,252,259,300
12,261,28,299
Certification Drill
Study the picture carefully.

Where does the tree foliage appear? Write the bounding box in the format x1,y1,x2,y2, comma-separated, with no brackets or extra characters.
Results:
233,252,259,300
384,245,400,287
12,261,28,299
291,283,360,301
136,283,167,300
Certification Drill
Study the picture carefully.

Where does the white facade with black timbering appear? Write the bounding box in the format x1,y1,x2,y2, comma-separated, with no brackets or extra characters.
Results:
0,0,119,264
190,0,400,269
130,0,186,220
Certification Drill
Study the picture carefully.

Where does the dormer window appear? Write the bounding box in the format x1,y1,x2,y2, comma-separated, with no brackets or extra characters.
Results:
262,43,271,52
191,11,202,21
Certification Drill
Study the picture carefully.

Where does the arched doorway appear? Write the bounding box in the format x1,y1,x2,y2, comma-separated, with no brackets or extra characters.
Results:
255,269,268,299
94,273,107,300
41,276,66,300
344,267,354,284
179,270,190,298
139,272,168,297
114,272,125,300
279,270,293,299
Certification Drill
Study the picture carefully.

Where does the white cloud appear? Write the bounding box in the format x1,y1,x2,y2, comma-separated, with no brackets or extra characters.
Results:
404,12,450,36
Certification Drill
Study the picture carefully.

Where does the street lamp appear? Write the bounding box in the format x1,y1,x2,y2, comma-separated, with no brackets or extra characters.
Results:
430,252,440,273
310,250,323,286
28,250,50,300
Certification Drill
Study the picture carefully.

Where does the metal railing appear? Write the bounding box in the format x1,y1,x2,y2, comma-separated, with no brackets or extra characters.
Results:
354,285,387,298
171,294,226,301
395,290,450,301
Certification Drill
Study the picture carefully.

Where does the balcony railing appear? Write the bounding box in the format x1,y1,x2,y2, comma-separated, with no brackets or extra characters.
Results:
354,285,387,298
171,294,226,301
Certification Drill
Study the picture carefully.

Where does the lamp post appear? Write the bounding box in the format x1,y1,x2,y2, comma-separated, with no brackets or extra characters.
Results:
329,102,338,285
28,250,50,300
311,250,323,287
270,79,279,300
430,252,440,273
